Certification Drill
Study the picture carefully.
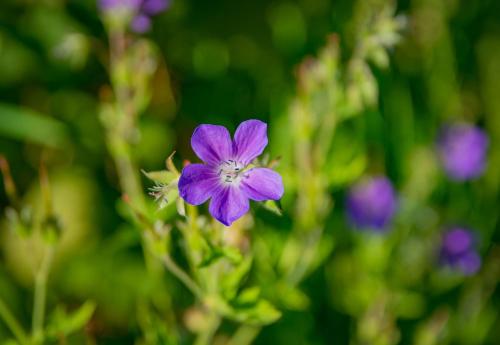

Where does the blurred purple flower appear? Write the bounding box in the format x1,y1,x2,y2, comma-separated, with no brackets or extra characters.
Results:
440,227,481,275
178,120,284,226
346,177,397,231
98,0,141,12
131,14,151,33
142,0,171,15
98,0,170,33
437,123,489,181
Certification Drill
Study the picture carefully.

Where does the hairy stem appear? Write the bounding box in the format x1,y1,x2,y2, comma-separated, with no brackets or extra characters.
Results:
107,27,146,213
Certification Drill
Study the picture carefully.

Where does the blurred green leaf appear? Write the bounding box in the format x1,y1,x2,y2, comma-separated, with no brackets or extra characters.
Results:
276,283,310,310
142,170,177,185
46,300,96,339
234,287,261,306
198,241,243,269
230,298,282,325
262,200,283,216
221,256,253,301
1,340,19,345
0,103,69,148
268,3,307,54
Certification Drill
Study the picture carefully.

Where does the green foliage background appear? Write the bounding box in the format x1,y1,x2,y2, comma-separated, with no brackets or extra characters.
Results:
0,0,499,344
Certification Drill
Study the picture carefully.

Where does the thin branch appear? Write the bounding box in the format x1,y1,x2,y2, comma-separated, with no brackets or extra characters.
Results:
227,325,261,345
0,297,29,345
32,245,54,343
160,254,204,300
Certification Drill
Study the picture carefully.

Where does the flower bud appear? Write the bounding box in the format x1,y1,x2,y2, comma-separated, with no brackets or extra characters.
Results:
346,177,397,232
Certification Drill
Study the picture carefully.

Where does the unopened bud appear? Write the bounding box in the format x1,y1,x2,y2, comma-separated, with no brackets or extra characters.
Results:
41,215,62,244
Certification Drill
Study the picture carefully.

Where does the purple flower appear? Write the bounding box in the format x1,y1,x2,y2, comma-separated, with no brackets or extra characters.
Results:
98,0,170,33
346,177,397,231
437,123,489,181
440,227,481,275
131,14,152,33
98,0,142,12
178,120,284,226
142,0,170,15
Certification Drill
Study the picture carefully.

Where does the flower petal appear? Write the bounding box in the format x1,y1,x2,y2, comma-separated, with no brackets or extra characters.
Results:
241,168,284,201
191,124,233,165
233,119,268,165
178,164,219,205
209,186,249,226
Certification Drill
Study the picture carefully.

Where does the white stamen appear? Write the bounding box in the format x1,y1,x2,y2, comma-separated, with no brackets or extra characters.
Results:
218,160,246,185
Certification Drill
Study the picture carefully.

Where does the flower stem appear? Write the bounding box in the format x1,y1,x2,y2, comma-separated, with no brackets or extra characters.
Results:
106,27,146,213
32,245,54,344
194,312,220,345
286,227,323,286
0,297,29,345
227,325,261,345
160,254,204,300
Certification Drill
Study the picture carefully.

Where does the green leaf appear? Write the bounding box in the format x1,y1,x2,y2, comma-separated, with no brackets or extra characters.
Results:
176,197,185,217
230,298,282,325
262,200,283,216
197,249,225,268
233,287,261,306
142,170,177,185
197,233,243,268
276,283,310,310
220,256,253,300
0,103,69,148
46,301,96,339
205,294,281,326
221,246,243,264
2,340,19,345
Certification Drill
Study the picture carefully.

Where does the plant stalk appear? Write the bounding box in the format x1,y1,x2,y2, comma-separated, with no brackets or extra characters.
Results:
160,254,204,300
0,297,29,345
32,245,54,344
194,312,220,345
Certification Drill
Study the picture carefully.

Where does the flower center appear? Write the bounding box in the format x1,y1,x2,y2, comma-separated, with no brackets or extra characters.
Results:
217,160,246,185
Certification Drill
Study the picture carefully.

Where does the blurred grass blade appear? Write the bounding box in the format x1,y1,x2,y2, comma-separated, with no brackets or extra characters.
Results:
0,103,69,148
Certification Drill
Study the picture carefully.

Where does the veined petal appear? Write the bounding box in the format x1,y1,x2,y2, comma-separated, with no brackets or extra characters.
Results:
178,164,219,205
233,119,268,165
191,124,233,165
241,168,284,201
209,186,249,226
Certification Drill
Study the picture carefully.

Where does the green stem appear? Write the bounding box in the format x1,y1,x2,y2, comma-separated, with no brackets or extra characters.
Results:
286,227,323,286
0,298,29,345
32,245,54,344
106,26,146,213
160,254,204,300
194,312,220,345
227,325,261,345
108,133,146,211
